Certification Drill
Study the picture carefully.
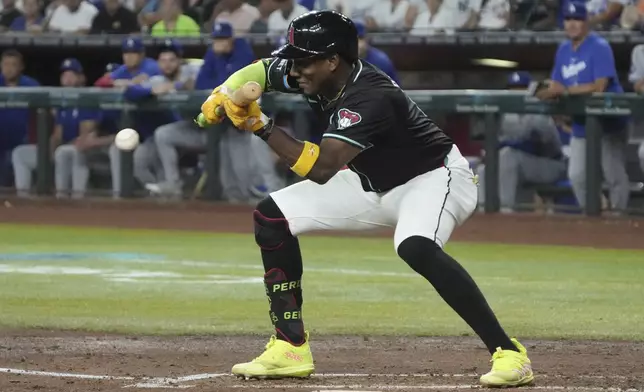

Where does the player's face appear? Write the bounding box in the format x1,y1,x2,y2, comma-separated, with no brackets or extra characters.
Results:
212,38,233,55
290,56,336,96
157,52,180,76
1,55,22,81
60,70,80,87
564,18,586,40
123,52,143,69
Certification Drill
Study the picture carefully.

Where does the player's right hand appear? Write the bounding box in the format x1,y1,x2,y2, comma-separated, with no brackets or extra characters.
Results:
223,99,267,132
199,86,228,126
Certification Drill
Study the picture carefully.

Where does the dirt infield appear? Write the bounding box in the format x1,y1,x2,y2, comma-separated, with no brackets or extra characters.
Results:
1,198,644,392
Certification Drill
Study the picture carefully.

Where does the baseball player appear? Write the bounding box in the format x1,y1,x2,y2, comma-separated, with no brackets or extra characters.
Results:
198,10,533,388
12,58,101,199
537,1,629,212
477,71,567,212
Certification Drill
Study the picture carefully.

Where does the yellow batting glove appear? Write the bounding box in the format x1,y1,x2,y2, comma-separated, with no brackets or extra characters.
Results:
222,99,267,133
199,86,228,126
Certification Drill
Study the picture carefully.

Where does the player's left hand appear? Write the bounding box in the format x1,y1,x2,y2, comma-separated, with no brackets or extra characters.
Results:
223,99,267,133
198,86,228,126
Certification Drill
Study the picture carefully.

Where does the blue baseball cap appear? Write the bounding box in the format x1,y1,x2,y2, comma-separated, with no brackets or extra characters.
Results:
122,36,144,52
60,58,83,74
159,38,183,55
212,22,233,38
507,71,531,87
563,1,588,20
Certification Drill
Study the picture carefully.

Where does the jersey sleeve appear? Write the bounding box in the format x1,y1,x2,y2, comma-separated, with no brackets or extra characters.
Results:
322,93,394,150
592,41,617,80
263,58,301,94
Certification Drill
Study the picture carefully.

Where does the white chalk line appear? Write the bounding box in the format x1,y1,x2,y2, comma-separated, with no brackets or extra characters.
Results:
1,368,636,386
0,367,134,381
229,386,638,392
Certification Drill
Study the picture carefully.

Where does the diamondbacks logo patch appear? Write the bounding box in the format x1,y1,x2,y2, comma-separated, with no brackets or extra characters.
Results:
337,108,362,130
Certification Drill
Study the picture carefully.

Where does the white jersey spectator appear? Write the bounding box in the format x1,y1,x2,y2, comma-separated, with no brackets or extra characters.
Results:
314,0,352,17
214,0,260,34
366,0,411,31
267,0,309,34
478,0,510,29
410,0,483,35
346,0,373,20
47,0,98,33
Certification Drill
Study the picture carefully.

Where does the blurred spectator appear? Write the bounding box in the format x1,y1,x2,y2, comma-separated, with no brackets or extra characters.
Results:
355,21,400,84
158,22,258,202
365,0,412,31
150,0,200,36
0,49,39,189
313,0,351,16
0,0,22,31
628,44,644,93
110,37,161,88
516,0,558,29
13,59,103,199
210,0,259,34
89,0,139,34
267,0,309,34
476,72,567,213
537,1,629,212
195,21,255,90
410,0,482,35
137,0,161,29
124,39,197,195
478,0,510,30
9,0,44,32
105,37,165,197
585,0,629,28
47,0,98,33
249,0,279,33
298,0,314,9
349,0,377,20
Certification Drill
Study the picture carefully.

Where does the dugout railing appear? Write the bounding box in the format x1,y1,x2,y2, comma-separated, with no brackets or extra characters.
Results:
0,87,640,216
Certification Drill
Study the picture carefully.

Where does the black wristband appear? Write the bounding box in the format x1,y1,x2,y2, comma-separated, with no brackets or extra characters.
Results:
254,117,274,141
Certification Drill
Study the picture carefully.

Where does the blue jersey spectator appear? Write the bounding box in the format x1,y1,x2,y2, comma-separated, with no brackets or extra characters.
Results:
109,37,163,140
550,3,624,138
298,0,316,10
355,21,400,85
195,22,255,90
537,1,630,212
0,49,39,187
9,0,44,32
110,37,161,85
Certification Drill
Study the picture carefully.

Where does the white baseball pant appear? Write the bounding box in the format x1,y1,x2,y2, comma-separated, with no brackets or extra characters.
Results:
270,145,478,250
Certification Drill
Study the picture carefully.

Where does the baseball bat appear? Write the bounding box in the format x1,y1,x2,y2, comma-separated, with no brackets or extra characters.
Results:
195,81,263,127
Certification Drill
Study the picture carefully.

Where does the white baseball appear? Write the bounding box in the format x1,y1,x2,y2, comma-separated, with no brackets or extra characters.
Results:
115,128,140,151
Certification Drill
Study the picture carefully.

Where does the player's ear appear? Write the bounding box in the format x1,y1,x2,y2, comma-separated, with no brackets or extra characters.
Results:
327,55,340,72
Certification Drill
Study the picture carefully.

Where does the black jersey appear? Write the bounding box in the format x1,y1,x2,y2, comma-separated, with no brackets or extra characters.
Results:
263,58,454,193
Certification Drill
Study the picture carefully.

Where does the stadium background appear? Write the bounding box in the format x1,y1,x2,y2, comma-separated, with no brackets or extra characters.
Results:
0,1,644,392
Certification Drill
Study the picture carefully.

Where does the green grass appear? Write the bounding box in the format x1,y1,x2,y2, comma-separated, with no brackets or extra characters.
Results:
0,223,643,340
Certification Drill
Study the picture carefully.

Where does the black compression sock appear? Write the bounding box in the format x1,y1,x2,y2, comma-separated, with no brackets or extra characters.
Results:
254,198,305,346
398,236,517,354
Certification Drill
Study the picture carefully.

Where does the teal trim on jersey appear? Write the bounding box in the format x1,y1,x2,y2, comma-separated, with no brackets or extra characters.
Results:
322,132,366,149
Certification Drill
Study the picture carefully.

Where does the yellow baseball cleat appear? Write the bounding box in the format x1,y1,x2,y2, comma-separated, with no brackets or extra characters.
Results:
232,331,315,379
479,338,534,388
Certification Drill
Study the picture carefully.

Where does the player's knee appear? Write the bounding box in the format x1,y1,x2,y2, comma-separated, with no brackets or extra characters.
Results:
54,145,73,163
155,124,173,145
396,235,442,274
254,197,292,250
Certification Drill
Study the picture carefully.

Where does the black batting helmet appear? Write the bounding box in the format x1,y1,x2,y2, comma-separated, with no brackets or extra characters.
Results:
271,10,359,63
